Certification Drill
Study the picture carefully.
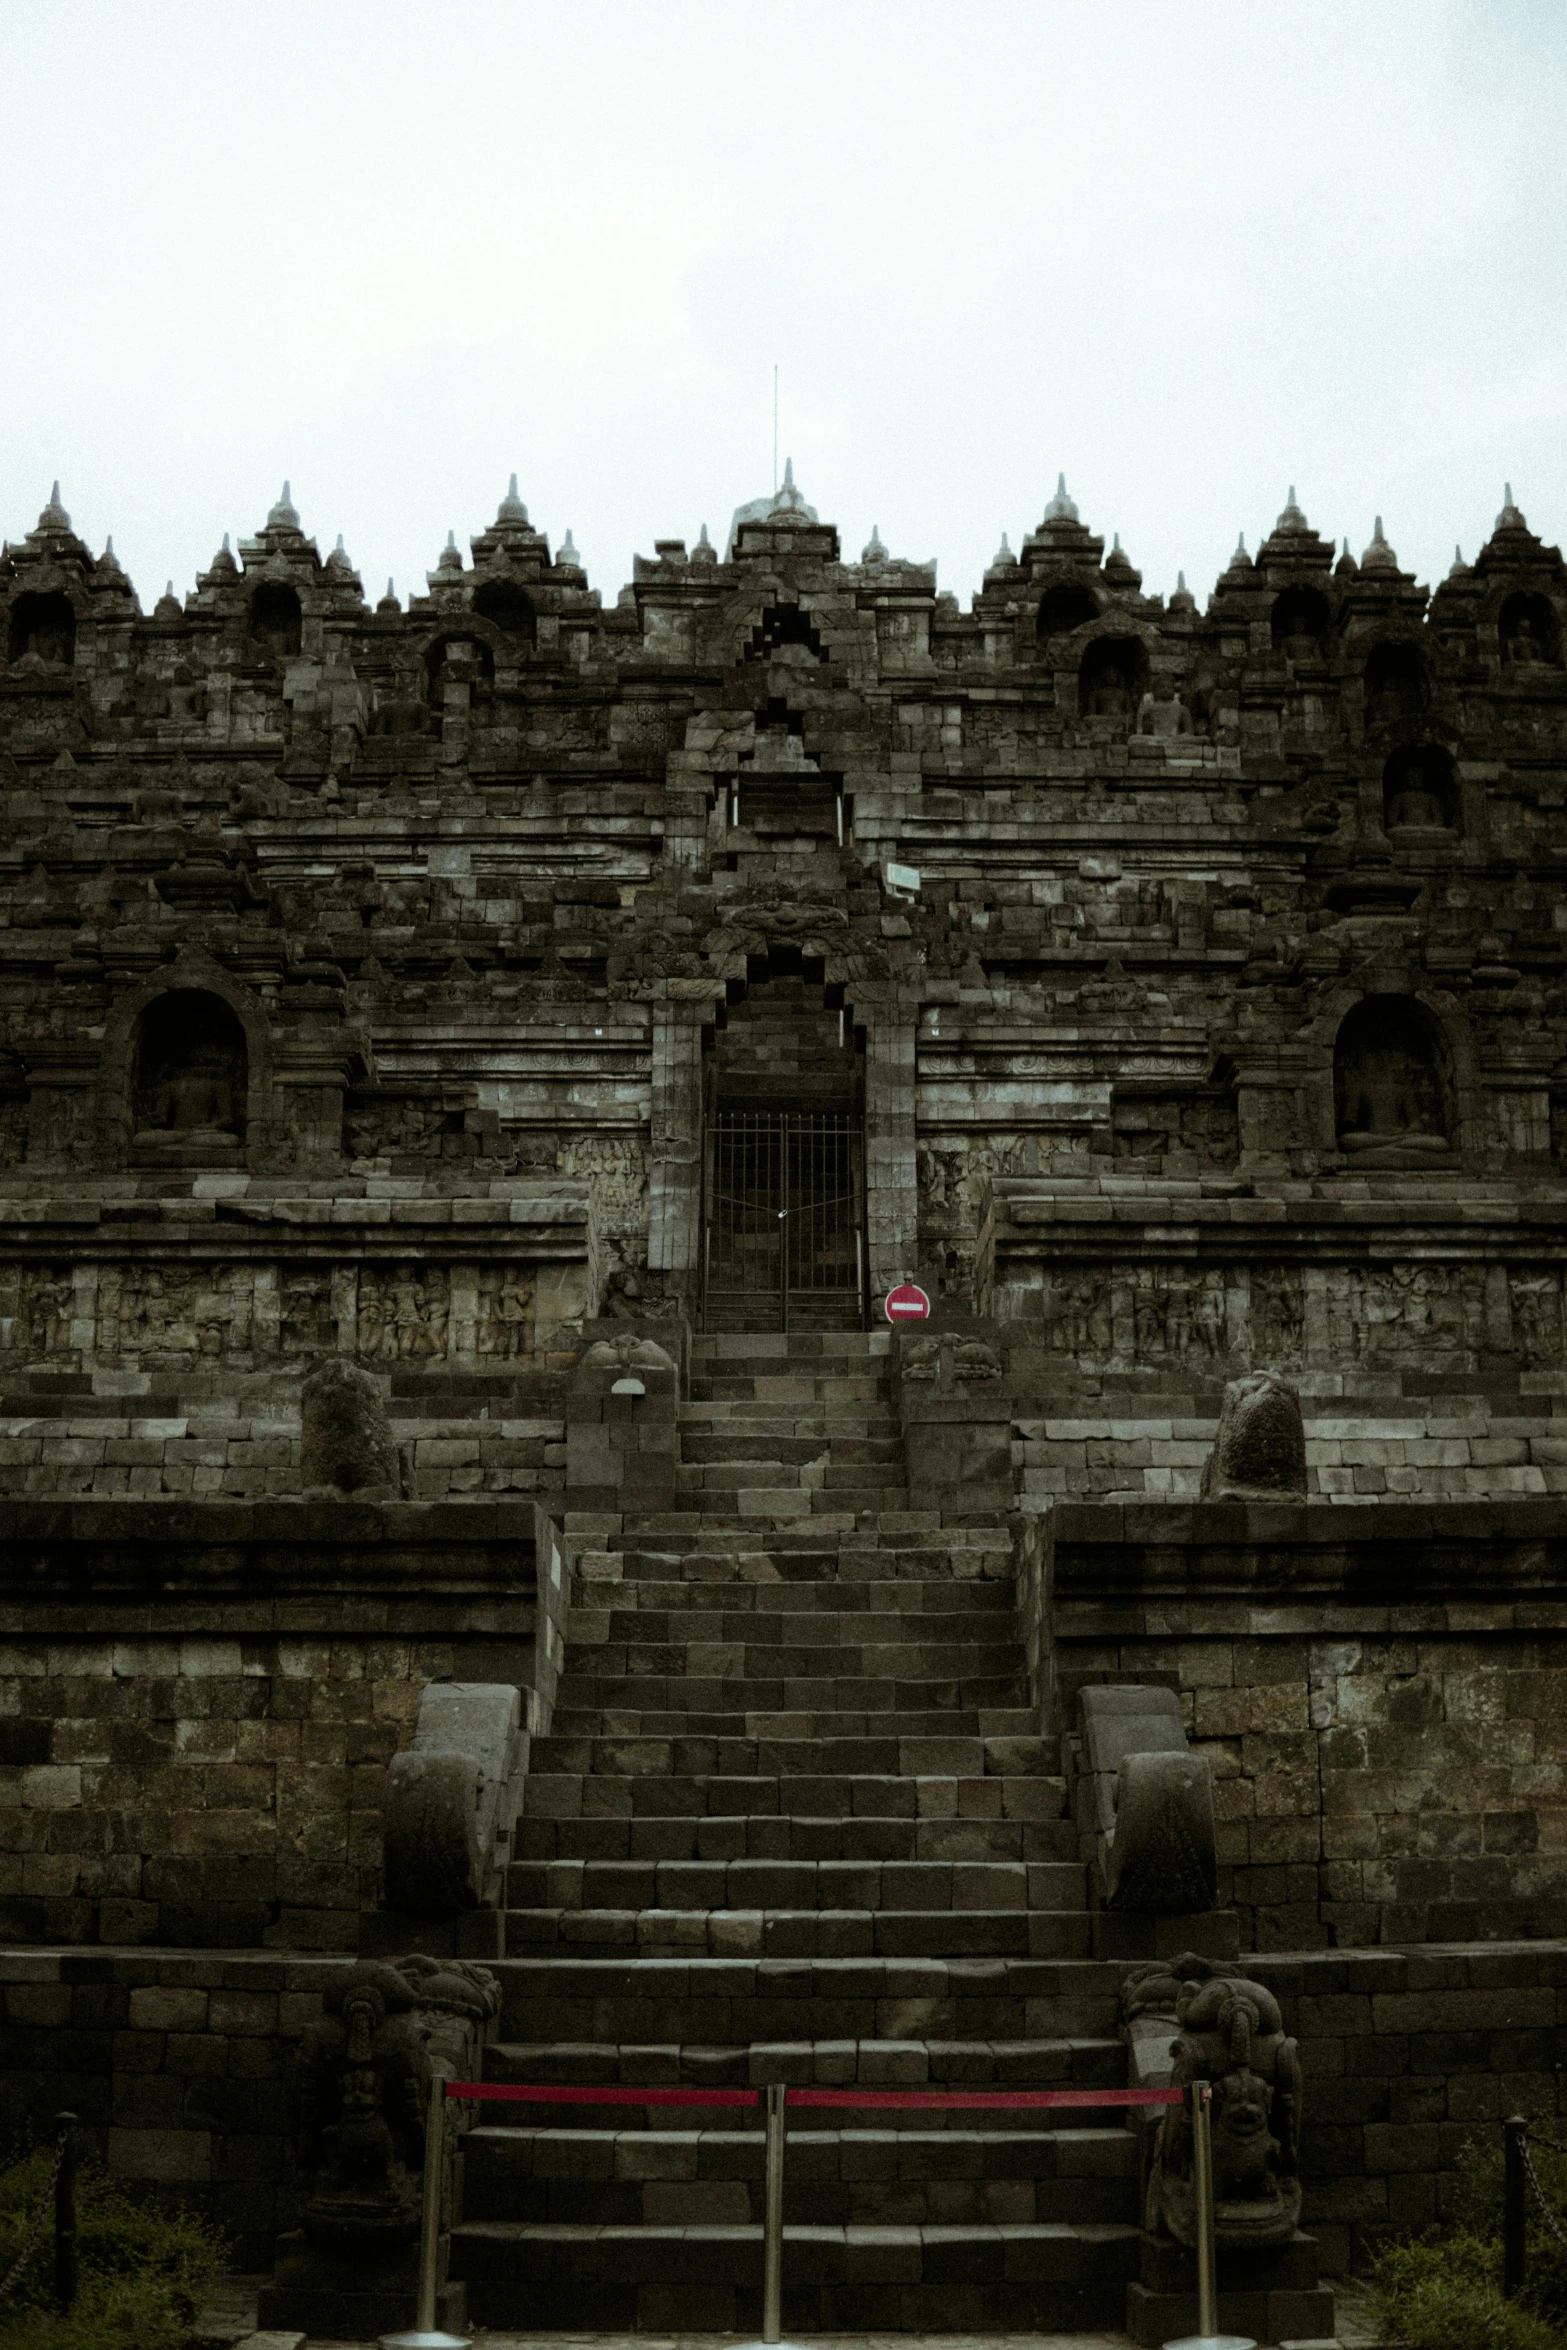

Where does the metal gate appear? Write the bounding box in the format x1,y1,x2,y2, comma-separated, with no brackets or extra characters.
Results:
702,1109,866,1331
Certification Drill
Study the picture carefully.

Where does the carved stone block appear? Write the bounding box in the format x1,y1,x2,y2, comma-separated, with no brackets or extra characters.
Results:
1200,1368,1307,1500
300,1357,399,1498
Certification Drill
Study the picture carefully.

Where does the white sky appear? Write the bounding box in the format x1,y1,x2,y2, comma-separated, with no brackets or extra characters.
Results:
3,1,1565,612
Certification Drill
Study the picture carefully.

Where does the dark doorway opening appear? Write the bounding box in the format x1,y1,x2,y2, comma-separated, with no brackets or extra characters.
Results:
701,957,866,1331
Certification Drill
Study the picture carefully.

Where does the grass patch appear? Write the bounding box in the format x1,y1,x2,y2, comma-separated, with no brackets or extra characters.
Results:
1372,2129,1567,2350
0,2143,228,2350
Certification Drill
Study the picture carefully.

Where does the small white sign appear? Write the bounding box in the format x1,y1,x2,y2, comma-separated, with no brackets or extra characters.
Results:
884,860,921,895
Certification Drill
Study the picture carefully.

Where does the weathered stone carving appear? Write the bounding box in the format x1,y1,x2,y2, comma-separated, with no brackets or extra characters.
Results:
1200,1369,1307,1501
383,1683,524,1915
301,1357,399,1498
294,1955,497,2251
356,1265,449,1361
1124,1956,1303,2249
1077,1686,1218,1915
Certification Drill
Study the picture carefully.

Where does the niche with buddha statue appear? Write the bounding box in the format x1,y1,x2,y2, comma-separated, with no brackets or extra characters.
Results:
1271,585,1331,664
1334,995,1454,1167
1383,743,1460,839
1078,635,1149,721
1498,591,1561,670
130,989,249,1166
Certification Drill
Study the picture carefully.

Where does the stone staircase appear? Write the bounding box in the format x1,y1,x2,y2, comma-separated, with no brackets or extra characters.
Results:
450,1328,1146,2331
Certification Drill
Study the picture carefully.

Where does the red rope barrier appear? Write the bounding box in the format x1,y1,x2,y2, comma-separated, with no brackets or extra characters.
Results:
445,2081,1181,2111
790,2086,1182,2110
445,2083,758,2107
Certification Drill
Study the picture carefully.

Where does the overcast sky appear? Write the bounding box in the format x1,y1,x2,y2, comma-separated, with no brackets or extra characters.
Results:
3,1,1565,613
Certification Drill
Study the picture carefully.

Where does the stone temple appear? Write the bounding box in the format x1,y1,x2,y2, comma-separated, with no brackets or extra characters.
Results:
0,465,1563,2340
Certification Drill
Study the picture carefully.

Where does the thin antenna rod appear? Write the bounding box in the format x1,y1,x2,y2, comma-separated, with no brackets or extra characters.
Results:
773,364,778,494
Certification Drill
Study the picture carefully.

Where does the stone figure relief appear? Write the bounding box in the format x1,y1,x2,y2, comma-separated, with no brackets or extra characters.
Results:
476,1268,534,1358
1509,1270,1562,1365
556,1133,648,1233
356,1267,449,1363
1250,1270,1305,1368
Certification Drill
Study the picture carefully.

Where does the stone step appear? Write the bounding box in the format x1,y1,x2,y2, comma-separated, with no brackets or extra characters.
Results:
460,2122,1139,2226
520,1796,1073,1849
531,1733,1051,1775
573,1637,1026,1672
450,2215,1142,2332
607,1546,1010,1583
688,1378,892,1406
691,1333,892,1360
688,1486,913,1517
504,1909,1096,1959
526,1767,1064,1814
551,1677,1030,1716
507,1858,1086,1913
584,1601,1019,1638
484,2030,1127,2092
540,1723,1042,1759
518,1816,1079,1865
681,1432,903,1465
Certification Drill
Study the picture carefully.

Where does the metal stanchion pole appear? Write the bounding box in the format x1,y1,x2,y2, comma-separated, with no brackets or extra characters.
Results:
1165,2079,1254,2350
54,2111,77,2313
380,2073,471,2350
1192,2081,1219,2339
762,2082,787,2345
1504,2115,1527,2299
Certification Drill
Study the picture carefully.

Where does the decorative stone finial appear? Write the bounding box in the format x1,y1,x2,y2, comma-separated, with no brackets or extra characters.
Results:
379,577,399,612
222,532,232,554
498,471,529,523
1275,483,1308,531
1043,472,1079,524
437,529,462,573
771,456,809,516
1177,569,1187,592
1361,515,1398,571
39,481,70,529
990,529,1014,568
327,532,351,570
559,528,580,567
1496,481,1526,530
691,522,715,565
1449,544,1469,576
861,522,888,564
165,579,174,599
1335,536,1358,578
268,480,300,529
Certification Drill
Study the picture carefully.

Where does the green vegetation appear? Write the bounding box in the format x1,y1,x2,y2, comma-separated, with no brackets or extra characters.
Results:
0,2144,228,2350
1372,2130,1567,2350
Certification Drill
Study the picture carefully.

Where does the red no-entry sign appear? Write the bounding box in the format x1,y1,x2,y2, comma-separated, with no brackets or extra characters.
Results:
884,1281,931,1323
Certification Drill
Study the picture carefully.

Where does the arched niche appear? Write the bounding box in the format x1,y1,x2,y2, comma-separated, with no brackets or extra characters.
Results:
1499,590,1561,667
1078,635,1149,719
424,632,496,703
7,589,76,666
248,582,302,659
1334,995,1453,1162
1271,584,1330,658
746,605,825,663
1037,581,1099,642
1363,639,1427,731
472,579,536,642
131,989,248,1163
1383,743,1460,836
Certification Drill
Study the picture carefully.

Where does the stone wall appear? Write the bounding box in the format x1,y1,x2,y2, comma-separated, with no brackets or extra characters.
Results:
0,1500,548,1946
0,1942,1557,2277
1053,1498,1567,1949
